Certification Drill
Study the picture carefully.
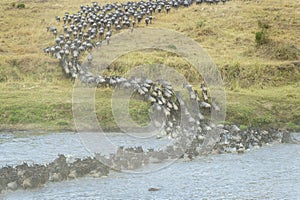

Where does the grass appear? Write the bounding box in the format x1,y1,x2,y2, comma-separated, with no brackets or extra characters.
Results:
226,84,300,130
0,0,299,132
0,79,74,131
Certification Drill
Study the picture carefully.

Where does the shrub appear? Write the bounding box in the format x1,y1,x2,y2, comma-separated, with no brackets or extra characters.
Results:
166,44,177,50
255,20,270,46
255,31,268,46
17,3,25,9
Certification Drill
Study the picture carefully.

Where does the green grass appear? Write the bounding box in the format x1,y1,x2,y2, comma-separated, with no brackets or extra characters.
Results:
226,84,300,130
0,0,299,132
0,79,74,131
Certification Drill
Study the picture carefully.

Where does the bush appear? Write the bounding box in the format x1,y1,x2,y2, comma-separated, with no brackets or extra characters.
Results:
255,31,268,46
255,20,270,46
17,3,25,9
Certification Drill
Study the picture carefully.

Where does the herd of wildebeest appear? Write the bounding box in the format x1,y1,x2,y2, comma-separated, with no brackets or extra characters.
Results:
1,0,297,194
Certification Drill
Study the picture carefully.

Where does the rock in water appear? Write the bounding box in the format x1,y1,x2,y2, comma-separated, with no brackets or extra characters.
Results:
148,187,160,191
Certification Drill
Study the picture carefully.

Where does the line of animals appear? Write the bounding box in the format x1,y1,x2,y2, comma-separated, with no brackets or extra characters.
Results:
1,0,296,194
44,0,229,142
0,126,292,194
44,0,230,81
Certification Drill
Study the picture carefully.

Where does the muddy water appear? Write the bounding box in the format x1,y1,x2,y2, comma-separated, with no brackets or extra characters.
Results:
1,132,299,200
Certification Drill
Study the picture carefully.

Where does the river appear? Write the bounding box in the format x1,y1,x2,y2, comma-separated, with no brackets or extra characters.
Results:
0,132,299,200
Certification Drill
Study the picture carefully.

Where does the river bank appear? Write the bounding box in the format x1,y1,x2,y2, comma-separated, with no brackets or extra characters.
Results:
1,80,299,132
0,127,299,194
0,0,299,132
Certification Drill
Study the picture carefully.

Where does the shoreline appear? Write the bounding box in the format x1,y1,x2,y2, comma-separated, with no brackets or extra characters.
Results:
0,126,299,194
0,123,300,134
